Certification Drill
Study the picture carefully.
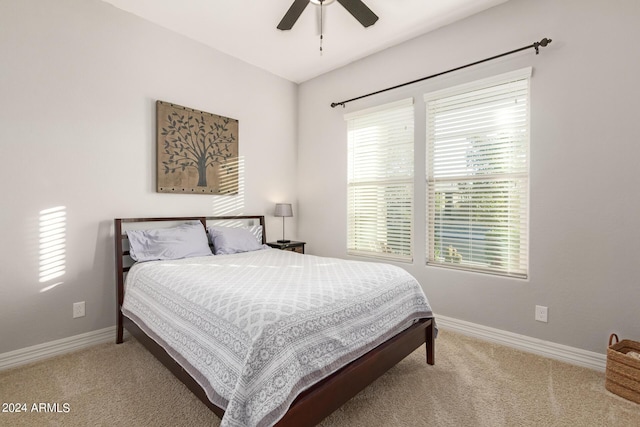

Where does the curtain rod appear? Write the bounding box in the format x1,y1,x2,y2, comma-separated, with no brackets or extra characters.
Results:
330,37,552,108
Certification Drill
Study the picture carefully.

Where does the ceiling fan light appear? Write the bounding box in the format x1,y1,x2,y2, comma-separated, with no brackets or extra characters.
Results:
310,0,336,5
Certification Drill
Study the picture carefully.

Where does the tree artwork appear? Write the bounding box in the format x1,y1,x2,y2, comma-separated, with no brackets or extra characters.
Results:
156,101,239,194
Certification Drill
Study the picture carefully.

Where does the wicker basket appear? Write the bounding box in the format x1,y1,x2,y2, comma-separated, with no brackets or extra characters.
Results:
606,333,640,404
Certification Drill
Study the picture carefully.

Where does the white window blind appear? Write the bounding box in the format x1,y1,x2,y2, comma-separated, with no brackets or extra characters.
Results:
346,99,414,261
425,69,530,278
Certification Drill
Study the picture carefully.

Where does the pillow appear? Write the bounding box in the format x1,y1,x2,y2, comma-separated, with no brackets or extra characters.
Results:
207,225,265,255
247,224,263,245
126,221,212,262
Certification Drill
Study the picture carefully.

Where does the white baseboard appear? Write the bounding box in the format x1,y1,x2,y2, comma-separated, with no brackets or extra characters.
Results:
0,318,607,373
436,315,607,372
0,326,122,371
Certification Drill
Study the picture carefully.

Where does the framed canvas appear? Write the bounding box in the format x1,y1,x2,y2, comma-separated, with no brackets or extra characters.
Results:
156,101,239,194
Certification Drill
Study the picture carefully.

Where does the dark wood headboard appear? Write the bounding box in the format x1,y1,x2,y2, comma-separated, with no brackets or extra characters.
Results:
114,215,265,343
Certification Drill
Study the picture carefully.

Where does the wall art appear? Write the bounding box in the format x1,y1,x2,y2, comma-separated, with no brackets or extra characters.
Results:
156,100,238,194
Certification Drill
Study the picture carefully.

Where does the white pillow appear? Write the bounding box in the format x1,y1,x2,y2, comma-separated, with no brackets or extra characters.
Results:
208,225,265,255
127,222,212,262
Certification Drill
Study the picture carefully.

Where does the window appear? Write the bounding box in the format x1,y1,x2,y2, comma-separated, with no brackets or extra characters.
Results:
346,99,414,261
425,69,530,278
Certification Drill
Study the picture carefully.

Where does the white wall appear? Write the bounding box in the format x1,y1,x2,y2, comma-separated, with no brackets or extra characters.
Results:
0,0,298,353
297,0,640,354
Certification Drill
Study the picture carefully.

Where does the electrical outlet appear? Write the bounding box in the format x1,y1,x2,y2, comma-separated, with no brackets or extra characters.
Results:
535,305,548,323
73,301,85,318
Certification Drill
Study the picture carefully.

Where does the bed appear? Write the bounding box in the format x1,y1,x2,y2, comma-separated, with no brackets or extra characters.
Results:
115,215,435,427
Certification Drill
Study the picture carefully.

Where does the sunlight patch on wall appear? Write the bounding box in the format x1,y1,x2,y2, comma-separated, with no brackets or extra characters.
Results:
39,206,66,287
212,156,245,216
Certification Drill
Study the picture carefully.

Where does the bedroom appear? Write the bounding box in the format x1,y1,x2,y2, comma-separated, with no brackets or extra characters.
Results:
1,0,639,425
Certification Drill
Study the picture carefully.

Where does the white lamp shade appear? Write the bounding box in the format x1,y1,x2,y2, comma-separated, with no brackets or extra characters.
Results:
274,203,293,217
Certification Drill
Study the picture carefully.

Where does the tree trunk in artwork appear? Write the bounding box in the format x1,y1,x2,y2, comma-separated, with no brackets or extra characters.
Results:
197,157,208,187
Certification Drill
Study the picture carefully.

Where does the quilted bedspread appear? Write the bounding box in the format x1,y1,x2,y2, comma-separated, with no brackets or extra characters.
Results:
122,248,433,427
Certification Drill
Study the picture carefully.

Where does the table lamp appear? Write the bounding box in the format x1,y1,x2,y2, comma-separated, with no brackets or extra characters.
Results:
274,203,293,243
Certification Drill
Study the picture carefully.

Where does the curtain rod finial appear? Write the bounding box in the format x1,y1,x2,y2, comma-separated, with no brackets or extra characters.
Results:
534,37,552,54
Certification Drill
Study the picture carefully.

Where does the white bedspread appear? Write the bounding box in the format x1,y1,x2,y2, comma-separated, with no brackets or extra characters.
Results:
122,249,433,427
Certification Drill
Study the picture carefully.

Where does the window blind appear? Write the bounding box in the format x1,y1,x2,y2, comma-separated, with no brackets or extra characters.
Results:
425,69,530,278
346,99,414,261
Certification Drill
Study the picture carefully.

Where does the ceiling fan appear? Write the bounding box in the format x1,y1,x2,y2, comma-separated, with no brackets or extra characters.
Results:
277,0,378,31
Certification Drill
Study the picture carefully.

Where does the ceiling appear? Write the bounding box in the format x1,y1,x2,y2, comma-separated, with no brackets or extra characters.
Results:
101,0,509,83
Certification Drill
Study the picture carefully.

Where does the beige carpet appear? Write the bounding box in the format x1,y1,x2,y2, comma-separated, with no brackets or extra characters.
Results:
1,330,639,426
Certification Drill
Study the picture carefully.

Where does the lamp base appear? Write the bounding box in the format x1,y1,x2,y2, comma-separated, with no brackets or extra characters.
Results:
277,239,291,243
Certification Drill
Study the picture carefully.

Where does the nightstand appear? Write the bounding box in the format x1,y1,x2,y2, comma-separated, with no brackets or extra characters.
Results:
267,241,306,254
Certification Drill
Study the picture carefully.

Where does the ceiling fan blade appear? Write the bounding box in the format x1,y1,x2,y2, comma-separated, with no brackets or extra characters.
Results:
277,0,310,30
336,0,378,27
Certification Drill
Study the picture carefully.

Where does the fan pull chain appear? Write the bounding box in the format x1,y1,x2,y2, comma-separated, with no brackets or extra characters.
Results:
319,0,323,55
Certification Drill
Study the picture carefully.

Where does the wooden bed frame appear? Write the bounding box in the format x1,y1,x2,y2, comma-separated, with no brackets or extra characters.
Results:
115,215,435,426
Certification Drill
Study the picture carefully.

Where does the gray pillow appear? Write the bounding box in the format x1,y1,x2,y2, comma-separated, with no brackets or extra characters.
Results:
208,225,265,255
127,222,212,262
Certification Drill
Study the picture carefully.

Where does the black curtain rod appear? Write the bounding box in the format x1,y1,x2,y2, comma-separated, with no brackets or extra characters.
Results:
330,37,552,108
